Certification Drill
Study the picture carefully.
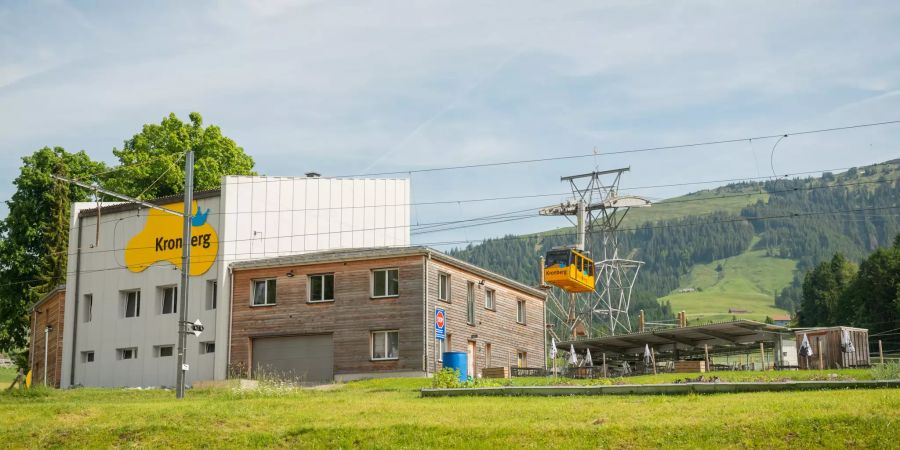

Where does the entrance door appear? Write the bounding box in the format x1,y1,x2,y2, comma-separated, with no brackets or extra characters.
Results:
467,341,476,378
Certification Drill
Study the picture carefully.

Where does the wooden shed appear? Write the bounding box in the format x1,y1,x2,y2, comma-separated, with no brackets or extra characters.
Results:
795,326,869,369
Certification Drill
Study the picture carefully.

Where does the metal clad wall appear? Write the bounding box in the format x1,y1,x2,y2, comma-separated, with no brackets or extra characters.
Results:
252,334,334,384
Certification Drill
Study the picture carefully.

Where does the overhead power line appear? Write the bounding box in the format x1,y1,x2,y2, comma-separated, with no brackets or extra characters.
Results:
332,119,900,177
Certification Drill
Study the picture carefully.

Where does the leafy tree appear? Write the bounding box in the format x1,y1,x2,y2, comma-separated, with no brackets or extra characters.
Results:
842,236,900,334
0,148,107,350
797,254,856,327
105,112,255,199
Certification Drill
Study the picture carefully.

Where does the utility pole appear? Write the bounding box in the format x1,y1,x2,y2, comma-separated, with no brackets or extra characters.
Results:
175,151,194,399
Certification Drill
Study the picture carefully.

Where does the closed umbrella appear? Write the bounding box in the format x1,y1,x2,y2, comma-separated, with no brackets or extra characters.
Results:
643,344,651,364
550,338,558,359
567,344,578,366
841,329,856,353
584,348,594,367
799,333,813,357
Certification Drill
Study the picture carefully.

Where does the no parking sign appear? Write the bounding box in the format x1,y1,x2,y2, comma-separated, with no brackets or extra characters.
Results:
435,308,446,340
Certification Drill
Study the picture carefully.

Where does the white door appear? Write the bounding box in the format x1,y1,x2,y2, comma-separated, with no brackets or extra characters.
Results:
467,341,476,378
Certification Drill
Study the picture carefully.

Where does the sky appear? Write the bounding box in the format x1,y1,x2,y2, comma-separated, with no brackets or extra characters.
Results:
2,0,899,249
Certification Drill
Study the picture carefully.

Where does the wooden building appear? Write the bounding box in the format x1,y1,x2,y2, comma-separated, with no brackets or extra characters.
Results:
29,285,66,387
795,326,869,369
229,246,547,384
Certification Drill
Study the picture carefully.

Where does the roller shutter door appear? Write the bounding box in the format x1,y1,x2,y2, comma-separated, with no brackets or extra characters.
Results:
252,334,334,385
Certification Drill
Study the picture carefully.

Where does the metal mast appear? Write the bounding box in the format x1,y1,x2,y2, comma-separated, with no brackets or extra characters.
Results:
540,168,650,338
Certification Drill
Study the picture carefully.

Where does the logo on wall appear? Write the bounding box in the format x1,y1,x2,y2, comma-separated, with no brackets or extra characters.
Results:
124,201,219,276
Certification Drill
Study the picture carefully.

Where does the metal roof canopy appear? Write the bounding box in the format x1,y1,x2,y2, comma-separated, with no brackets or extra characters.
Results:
559,320,793,359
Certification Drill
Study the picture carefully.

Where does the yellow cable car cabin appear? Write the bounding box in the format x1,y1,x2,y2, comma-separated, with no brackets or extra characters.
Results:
543,248,596,293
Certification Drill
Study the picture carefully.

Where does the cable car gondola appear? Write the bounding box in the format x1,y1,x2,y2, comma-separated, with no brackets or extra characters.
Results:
543,248,596,293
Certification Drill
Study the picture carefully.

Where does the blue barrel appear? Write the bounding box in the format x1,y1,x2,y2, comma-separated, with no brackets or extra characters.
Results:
442,351,468,382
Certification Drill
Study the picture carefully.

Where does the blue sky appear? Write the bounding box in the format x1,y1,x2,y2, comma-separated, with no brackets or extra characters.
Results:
2,1,899,248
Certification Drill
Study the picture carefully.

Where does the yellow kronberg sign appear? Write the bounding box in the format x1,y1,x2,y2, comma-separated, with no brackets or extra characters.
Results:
124,201,218,276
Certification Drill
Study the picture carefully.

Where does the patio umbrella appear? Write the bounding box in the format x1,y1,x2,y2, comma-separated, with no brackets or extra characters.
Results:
584,348,594,367
550,338,558,359
643,344,651,364
799,333,814,357
567,344,578,366
841,329,856,353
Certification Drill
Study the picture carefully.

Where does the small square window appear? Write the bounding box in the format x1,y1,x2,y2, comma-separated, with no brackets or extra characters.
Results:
252,279,277,306
484,289,495,310
309,274,335,302
201,342,215,354
372,330,399,360
438,273,450,301
82,351,94,363
372,269,399,297
123,291,141,318
117,347,138,360
161,286,177,314
155,345,174,358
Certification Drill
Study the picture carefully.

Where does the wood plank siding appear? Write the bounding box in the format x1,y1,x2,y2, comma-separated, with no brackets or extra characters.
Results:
29,288,66,387
230,256,426,378
424,258,545,374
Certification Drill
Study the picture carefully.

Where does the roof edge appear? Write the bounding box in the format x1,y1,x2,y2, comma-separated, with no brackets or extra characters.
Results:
31,284,66,312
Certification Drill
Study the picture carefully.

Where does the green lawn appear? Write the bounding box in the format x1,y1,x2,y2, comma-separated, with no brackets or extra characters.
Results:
622,187,768,227
1,373,898,449
658,248,795,323
0,366,16,384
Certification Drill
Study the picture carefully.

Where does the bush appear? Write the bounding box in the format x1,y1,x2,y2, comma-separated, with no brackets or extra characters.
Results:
431,368,462,389
871,362,900,380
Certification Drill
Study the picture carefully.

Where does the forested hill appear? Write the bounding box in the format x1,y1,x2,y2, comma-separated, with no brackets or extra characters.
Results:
448,160,900,323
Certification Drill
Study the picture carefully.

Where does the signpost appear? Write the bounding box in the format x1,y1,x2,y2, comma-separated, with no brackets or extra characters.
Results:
434,308,446,374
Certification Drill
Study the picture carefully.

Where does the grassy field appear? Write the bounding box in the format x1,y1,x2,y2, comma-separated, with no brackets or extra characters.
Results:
2,371,898,449
622,187,768,227
658,248,795,323
0,366,16,384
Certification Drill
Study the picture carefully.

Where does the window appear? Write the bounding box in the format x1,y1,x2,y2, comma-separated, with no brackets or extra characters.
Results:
484,288,495,310
438,272,450,301
438,337,449,362
81,351,94,363
161,286,177,314
372,268,399,297
517,299,526,324
155,345,174,358
308,274,335,302
252,279,277,306
117,347,138,360
83,294,93,322
371,330,399,360
517,351,527,368
207,280,217,310
123,291,141,318
466,282,475,325
200,342,215,354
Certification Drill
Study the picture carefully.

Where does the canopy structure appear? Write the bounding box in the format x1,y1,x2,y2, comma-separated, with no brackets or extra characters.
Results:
558,320,793,362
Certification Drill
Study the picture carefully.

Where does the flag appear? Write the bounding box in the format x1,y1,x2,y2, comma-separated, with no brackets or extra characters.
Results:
584,348,594,367
550,338,558,359
799,333,813,357
567,344,578,366
841,329,856,353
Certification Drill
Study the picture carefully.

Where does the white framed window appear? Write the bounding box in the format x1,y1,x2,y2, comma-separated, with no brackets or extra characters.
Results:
516,299,526,324
438,337,449,362
371,330,399,360
466,282,475,325
83,294,93,322
252,279,277,306
517,351,527,368
207,280,217,310
161,286,178,315
200,342,215,354
117,347,138,360
123,290,141,318
437,272,450,302
484,288,495,310
372,268,399,298
308,273,335,302
155,345,174,358
81,351,94,363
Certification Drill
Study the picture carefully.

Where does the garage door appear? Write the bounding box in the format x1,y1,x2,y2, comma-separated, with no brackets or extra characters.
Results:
252,334,333,385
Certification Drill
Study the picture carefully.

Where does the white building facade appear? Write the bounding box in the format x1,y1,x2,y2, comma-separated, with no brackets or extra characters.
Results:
60,175,410,387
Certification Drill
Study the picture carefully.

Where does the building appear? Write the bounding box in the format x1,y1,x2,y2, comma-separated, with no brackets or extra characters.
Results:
60,175,411,388
771,314,791,327
228,247,546,383
29,285,66,387
795,326,869,369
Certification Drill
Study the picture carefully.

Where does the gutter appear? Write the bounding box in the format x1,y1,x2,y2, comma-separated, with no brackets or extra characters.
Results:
68,215,83,387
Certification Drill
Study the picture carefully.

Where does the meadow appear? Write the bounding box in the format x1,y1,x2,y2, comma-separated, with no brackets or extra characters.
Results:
2,369,898,449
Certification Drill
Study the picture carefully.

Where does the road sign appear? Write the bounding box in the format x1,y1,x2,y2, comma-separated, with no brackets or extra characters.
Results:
182,364,190,371
190,319,204,337
435,308,446,340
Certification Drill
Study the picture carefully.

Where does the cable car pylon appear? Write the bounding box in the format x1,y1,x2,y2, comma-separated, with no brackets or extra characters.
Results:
539,168,651,340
